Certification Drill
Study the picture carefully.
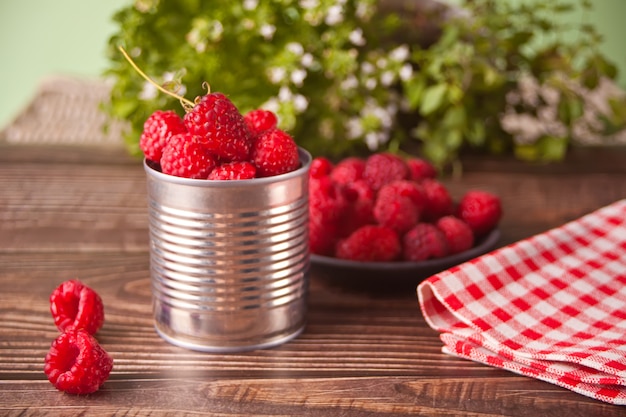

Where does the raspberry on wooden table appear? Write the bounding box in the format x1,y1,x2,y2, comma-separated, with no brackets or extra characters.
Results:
49,280,104,335
160,133,218,179
139,110,187,163
44,329,113,395
184,92,252,162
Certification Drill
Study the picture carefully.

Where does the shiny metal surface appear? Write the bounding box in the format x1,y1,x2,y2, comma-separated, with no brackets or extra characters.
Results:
144,149,311,352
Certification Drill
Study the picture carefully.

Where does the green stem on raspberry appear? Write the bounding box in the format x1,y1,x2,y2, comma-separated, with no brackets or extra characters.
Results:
118,45,195,111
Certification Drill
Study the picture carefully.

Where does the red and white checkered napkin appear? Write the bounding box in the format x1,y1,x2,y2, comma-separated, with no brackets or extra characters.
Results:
417,199,626,405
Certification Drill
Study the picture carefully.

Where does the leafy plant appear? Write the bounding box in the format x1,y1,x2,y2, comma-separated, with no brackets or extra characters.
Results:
104,0,626,169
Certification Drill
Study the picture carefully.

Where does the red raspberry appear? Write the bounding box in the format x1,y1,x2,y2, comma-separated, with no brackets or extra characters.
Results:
44,329,113,395
244,109,278,137
330,157,365,186
336,225,401,262
402,223,449,261
373,195,419,235
362,153,409,191
208,161,257,180
49,280,104,335
436,215,475,254
160,133,219,179
338,179,375,237
309,217,339,256
406,157,437,181
184,92,252,162
377,180,427,213
456,190,502,237
139,110,187,163
309,157,334,179
421,179,454,222
251,128,300,177
309,176,348,226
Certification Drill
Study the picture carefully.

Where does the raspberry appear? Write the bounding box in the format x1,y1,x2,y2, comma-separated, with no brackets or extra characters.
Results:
139,110,187,163
49,280,104,335
160,133,219,179
362,153,409,191
456,190,502,237
406,157,437,181
184,92,252,162
336,225,401,262
309,217,339,256
338,179,375,237
309,157,334,179
208,161,257,180
44,329,113,395
309,176,348,226
436,215,474,254
377,180,427,213
251,128,300,177
330,157,365,186
373,194,419,235
402,223,449,261
421,179,454,222
244,109,278,137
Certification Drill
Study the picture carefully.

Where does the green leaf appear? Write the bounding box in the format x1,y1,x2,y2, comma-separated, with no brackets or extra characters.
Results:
419,83,448,116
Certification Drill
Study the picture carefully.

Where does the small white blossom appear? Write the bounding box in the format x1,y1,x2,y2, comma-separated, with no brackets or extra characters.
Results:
301,53,314,68
365,78,377,90
293,94,309,112
380,71,395,87
399,64,413,81
139,82,157,100
261,97,280,113
260,24,276,40
291,69,307,87
389,45,410,62
299,0,319,9
341,75,358,90
361,62,374,75
346,118,364,139
349,28,366,46
278,86,293,101
268,67,287,84
325,5,344,26
243,0,258,11
286,42,304,56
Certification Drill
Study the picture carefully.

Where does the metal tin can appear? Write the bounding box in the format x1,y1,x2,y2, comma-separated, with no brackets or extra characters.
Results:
144,148,311,352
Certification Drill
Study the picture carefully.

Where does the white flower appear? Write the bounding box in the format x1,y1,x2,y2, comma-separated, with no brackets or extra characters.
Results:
268,67,287,84
243,0,258,11
341,75,358,90
261,97,280,113
380,71,395,87
389,45,410,62
139,82,157,100
293,94,309,112
325,5,344,26
365,131,388,150
291,69,307,87
349,28,366,46
365,78,377,90
301,53,314,68
361,61,374,75
299,0,319,9
346,118,364,139
260,24,276,40
286,42,304,56
278,86,293,101
399,64,413,81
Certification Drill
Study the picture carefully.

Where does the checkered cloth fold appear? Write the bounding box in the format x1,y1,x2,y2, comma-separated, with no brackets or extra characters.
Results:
417,199,626,405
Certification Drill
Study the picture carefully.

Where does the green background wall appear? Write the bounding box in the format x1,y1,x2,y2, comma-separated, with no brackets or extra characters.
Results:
1,0,625,130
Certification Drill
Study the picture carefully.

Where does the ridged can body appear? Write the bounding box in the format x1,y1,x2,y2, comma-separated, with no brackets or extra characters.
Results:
144,149,311,352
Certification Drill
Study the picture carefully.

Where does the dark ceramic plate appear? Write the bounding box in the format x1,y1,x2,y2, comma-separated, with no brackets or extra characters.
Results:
310,229,501,288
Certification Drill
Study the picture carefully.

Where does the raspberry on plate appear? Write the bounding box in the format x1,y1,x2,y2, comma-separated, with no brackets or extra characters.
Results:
421,178,454,222
309,217,340,256
44,329,113,395
207,161,257,180
362,153,409,191
338,179,375,237
139,110,187,163
456,190,502,237
336,225,401,262
402,223,449,261
330,157,365,186
377,180,427,213
373,194,419,235
160,133,219,179
251,128,300,177
406,157,438,181
244,109,278,137
436,215,475,254
49,280,104,335
184,92,252,162
309,157,334,179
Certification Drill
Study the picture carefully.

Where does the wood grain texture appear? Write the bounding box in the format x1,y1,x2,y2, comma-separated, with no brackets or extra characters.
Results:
1,144,625,416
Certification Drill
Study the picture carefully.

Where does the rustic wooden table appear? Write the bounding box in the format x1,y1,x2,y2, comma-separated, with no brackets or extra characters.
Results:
1,143,625,416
